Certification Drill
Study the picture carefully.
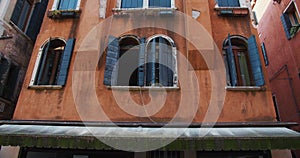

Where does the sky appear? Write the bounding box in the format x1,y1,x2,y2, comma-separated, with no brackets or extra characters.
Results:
253,0,272,22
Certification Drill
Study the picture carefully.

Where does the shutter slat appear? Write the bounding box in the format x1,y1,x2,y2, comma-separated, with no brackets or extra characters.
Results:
248,35,265,86
146,39,156,86
103,36,119,86
138,38,146,86
226,34,238,86
56,38,75,86
280,14,292,40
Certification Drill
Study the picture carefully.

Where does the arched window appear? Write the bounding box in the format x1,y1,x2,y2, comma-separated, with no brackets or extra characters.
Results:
146,36,175,87
104,35,178,87
223,35,265,87
29,38,75,87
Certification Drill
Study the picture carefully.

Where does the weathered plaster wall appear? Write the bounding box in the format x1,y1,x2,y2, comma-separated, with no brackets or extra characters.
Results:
13,0,276,123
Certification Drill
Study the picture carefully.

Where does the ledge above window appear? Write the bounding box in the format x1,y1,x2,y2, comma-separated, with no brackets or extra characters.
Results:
112,7,177,16
214,7,249,16
107,86,180,91
225,86,266,91
47,10,81,19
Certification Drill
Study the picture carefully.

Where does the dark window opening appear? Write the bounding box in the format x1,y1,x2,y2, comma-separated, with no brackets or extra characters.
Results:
197,151,271,158
272,94,281,121
32,38,75,86
261,42,269,66
11,0,34,31
118,36,140,86
147,151,182,158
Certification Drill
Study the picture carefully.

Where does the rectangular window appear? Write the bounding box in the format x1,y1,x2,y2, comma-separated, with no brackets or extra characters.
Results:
281,1,300,39
11,0,34,31
119,0,174,9
147,151,182,158
217,0,240,7
197,151,271,158
51,0,81,11
261,42,269,66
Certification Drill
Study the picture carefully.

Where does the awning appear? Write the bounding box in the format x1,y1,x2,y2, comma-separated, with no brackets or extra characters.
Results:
0,124,300,151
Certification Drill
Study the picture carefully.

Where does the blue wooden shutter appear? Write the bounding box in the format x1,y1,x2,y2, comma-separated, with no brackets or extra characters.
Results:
159,37,168,86
146,39,156,86
149,0,160,8
56,38,75,86
230,0,240,7
138,38,146,86
26,0,49,41
59,0,77,10
226,34,238,86
0,58,11,97
11,0,25,24
121,0,143,8
280,14,292,40
104,36,120,86
248,35,265,86
218,0,228,7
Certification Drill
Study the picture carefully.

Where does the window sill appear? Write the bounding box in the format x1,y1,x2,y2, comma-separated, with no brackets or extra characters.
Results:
225,86,266,91
47,10,81,19
112,7,177,16
214,7,249,16
107,86,180,91
28,85,63,90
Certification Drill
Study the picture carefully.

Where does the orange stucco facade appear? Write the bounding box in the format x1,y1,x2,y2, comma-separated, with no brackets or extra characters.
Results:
13,0,276,124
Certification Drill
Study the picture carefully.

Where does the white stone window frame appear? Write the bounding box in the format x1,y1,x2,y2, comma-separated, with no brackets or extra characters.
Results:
29,37,66,89
51,0,82,11
115,0,176,10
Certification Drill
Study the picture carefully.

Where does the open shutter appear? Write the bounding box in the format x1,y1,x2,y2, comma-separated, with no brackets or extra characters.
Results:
104,36,119,86
146,39,156,86
248,35,265,86
226,34,238,86
280,14,292,40
11,0,25,24
37,38,51,85
0,58,11,97
138,38,146,86
26,0,49,41
159,37,168,86
56,38,75,86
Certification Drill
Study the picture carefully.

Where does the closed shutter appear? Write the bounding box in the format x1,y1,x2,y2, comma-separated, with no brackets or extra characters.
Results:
56,38,75,86
59,0,78,10
121,0,143,8
36,38,51,85
26,0,49,41
146,39,156,86
159,37,168,86
138,38,146,86
226,34,238,86
280,14,292,40
248,35,265,86
230,0,240,7
0,58,11,97
104,36,120,86
218,0,228,7
11,0,25,24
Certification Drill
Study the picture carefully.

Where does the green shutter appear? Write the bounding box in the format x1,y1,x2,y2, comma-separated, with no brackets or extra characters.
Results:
104,36,120,86
248,35,265,86
56,38,75,86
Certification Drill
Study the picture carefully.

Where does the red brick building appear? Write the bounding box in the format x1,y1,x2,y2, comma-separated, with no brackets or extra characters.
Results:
257,0,300,157
0,0,300,157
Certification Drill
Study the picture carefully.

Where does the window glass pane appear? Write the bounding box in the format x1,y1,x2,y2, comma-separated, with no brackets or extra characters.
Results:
58,0,78,10
149,0,171,8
